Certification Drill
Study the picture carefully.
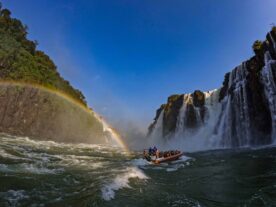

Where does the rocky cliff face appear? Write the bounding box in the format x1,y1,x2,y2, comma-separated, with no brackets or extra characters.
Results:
0,83,109,144
148,28,276,148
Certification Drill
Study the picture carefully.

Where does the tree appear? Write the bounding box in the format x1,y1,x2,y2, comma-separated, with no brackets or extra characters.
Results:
1,9,11,18
252,40,263,54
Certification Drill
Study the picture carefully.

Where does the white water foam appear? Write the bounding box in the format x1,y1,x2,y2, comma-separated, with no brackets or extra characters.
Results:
171,155,192,164
0,163,64,175
133,155,192,172
148,90,223,152
0,190,29,206
0,164,10,173
165,155,192,172
130,158,151,167
101,167,148,201
148,109,164,146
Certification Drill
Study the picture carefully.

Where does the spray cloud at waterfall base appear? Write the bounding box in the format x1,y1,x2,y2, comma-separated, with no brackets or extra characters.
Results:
148,29,276,152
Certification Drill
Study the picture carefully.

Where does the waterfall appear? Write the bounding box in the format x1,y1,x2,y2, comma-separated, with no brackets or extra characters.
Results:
215,95,232,147
216,63,252,147
148,109,164,145
166,90,222,151
269,32,276,51
174,94,204,137
261,51,276,142
260,32,276,143
149,30,276,150
175,95,188,135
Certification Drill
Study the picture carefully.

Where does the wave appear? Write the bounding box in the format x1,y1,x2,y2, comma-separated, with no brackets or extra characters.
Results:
0,135,121,152
130,158,151,167
0,163,64,174
0,190,29,206
101,167,148,201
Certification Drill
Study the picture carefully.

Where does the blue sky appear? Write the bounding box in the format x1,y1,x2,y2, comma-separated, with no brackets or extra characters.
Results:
3,0,276,131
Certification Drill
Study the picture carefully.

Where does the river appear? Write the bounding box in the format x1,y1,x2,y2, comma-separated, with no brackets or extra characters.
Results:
0,134,276,207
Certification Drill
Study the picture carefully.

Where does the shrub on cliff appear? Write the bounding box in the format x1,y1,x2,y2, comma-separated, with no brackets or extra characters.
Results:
0,3,87,106
272,26,276,33
252,40,263,53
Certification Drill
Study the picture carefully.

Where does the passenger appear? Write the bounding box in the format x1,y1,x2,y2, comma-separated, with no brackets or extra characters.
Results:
159,151,163,158
156,150,160,159
153,146,157,154
148,147,153,155
143,149,151,161
143,150,147,157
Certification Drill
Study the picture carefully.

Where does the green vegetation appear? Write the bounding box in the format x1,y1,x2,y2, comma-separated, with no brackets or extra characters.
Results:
252,40,263,52
0,3,86,105
272,26,276,33
168,94,181,103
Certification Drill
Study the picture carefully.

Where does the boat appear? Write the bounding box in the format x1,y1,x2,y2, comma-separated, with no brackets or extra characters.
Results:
143,150,183,164
152,151,183,164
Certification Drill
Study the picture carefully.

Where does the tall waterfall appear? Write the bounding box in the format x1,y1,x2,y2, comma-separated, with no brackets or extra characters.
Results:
148,109,164,146
261,51,276,142
216,63,252,147
148,29,276,150
149,90,222,151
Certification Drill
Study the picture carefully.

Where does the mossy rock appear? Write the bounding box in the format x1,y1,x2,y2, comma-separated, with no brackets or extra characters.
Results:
167,94,181,103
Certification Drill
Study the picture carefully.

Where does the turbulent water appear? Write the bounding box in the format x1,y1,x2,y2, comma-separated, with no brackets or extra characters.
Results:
1,134,276,207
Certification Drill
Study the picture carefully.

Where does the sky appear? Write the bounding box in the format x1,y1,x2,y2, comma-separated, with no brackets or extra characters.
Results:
2,0,276,132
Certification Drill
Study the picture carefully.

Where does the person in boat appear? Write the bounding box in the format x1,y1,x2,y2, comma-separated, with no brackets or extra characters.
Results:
149,146,156,156
153,146,160,159
156,149,160,159
148,147,151,155
143,150,151,161
148,146,152,153
153,146,157,153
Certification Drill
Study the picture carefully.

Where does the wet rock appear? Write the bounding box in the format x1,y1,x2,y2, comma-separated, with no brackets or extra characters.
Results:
163,95,184,137
0,83,106,144
192,90,205,107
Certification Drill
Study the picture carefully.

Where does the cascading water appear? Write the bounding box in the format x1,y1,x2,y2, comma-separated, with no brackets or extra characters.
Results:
149,90,222,151
148,31,276,150
172,90,221,151
261,50,276,142
175,95,192,135
216,63,252,147
269,32,276,51
148,109,164,146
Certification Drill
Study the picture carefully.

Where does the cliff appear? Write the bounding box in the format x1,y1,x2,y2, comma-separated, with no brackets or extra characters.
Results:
0,4,109,144
0,82,107,144
148,28,276,148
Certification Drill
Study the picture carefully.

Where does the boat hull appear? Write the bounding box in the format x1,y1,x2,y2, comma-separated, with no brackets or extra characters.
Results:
152,152,183,164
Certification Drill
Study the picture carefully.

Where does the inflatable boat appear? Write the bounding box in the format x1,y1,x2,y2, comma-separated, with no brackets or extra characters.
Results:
152,151,183,164
143,150,183,164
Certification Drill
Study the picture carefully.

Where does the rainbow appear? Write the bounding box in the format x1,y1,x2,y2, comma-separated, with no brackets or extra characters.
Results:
0,80,129,151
